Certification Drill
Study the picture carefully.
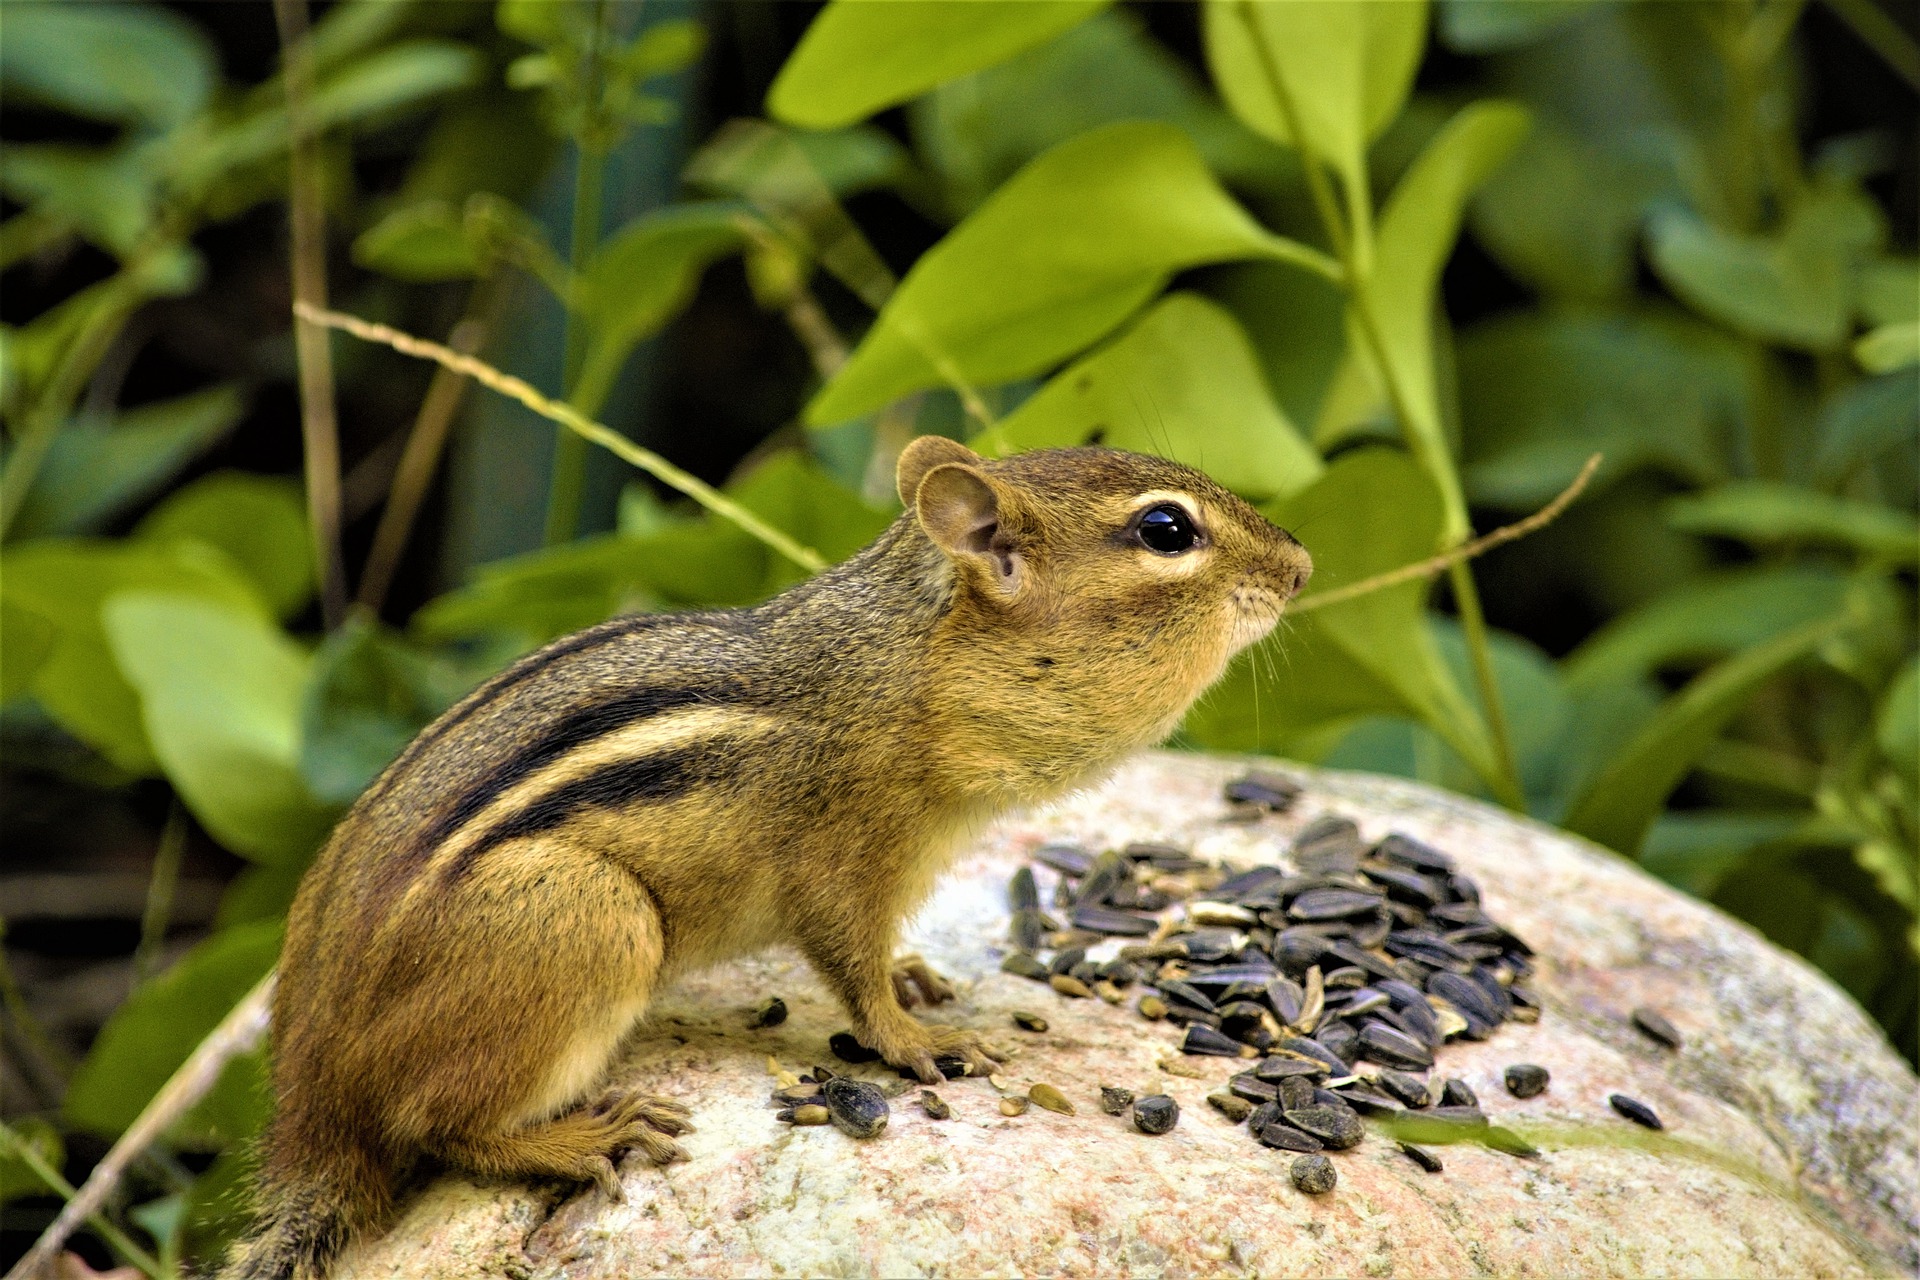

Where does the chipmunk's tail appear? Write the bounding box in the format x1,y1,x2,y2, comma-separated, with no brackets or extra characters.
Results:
221,1127,394,1280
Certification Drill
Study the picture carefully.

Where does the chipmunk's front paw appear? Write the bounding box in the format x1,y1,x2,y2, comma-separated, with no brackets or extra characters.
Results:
872,1021,1007,1084
890,953,956,1008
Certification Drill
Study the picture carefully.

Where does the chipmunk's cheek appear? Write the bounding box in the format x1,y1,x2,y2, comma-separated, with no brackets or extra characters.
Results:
1225,587,1284,652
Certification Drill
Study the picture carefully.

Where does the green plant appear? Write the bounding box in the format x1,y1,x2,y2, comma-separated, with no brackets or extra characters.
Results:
1,0,1912,1272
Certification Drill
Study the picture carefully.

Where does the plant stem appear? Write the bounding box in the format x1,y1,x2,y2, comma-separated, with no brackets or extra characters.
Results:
356,281,504,614
1233,0,1524,808
273,0,348,629
134,805,187,985
1,1122,164,1280
1821,0,1920,91
544,0,613,547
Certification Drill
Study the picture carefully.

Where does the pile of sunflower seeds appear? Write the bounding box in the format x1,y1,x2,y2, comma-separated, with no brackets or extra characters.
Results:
999,770,1557,1175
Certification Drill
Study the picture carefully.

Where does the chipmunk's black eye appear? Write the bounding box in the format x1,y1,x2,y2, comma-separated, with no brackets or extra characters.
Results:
1136,503,1199,555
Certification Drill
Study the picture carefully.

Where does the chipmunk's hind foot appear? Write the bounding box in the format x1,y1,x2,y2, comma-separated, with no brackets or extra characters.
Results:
442,1089,691,1204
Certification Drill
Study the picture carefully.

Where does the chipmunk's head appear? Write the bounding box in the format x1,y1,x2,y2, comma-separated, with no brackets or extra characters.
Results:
897,436,1311,777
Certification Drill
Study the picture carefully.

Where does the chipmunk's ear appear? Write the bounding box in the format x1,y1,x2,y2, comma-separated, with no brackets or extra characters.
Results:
914,461,1024,597
896,435,981,507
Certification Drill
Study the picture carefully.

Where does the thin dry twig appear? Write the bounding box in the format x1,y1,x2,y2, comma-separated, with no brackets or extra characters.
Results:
355,290,501,614
6,974,276,1280
296,304,825,573
1289,453,1602,616
273,0,348,629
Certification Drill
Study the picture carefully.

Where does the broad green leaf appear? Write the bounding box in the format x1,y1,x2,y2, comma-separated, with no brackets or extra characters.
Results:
1857,257,1918,327
1642,811,1802,898
807,122,1323,426
1563,616,1846,855
105,592,333,862
1647,184,1885,352
0,599,57,702
1184,449,1497,784
1877,656,1917,778
973,293,1323,502
301,618,474,806
0,142,159,259
911,9,1288,218
1469,121,1665,302
394,85,555,210
574,202,750,415
180,41,481,194
0,540,264,772
768,0,1110,129
0,0,216,129
0,1118,63,1206
1457,309,1747,507
496,0,578,48
1666,482,1919,564
1314,101,1530,539
1565,566,1859,692
1433,618,1567,805
10,386,244,538
65,920,281,1144
1854,321,1919,374
1207,261,1350,431
1815,368,1919,483
1203,0,1427,196
352,201,484,281
413,534,674,650
136,473,314,620
1438,0,1603,51
619,18,707,81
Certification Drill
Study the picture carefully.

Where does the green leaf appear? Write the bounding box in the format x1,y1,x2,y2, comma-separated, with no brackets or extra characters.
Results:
1315,100,1530,538
301,618,474,806
1647,184,1885,352
1563,616,1847,855
10,386,245,539
1203,0,1427,194
352,200,485,281
65,920,281,1144
574,202,749,415
104,592,333,862
1854,321,1919,374
1642,811,1802,898
807,122,1324,426
1438,0,1603,51
0,142,160,259
619,18,707,81
1666,481,1919,564
0,598,58,703
0,0,216,129
768,0,1110,130
1207,262,1350,431
1565,566,1860,692
911,9,1288,218
1815,368,1918,483
1457,309,1747,507
973,292,1323,502
1183,449,1497,783
0,540,264,772
1468,121,1665,302
1857,257,1919,327
1877,656,1918,778
136,472,314,620
0,1118,63,1207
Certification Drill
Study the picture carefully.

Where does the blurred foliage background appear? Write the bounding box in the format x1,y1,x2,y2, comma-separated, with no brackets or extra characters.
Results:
0,0,1914,1272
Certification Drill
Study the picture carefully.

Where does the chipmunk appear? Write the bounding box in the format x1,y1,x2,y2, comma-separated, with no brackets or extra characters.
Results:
229,438,1311,1279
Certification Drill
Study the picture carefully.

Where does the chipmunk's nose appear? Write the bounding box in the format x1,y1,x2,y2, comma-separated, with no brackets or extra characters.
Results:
1277,540,1312,598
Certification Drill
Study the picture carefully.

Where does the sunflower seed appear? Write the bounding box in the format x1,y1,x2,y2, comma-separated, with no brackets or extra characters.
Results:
1034,843,1093,877
1011,1011,1048,1033
1631,1006,1683,1050
822,1077,889,1138
1000,1095,1030,1117
1230,1072,1279,1103
1254,1055,1328,1082
1132,1094,1180,1134
1439,1078,1478,1109
1259,1123,1325,1153
1214,866,1287,901
749,997,788,1029
1609,1093,1664,1129
1028,1083,1075,1116
1209,1092,1255,1122
1276,1076,1316,1111
1000,952,1049,981
1359,1022,1435,1070
1374,833,1455,874
1283,1105,1364,1150
1225,772,1301,810
1049,974,1093,999
1428,972,1501,1027
1156,978,1218,1012
1398,1142,1443,1172
1315,1021,1359,1065
1289,888,1387,922
1137,994,1168,1020
1009,908,1049,951
829,1031,881,1063
1290,1154,1339,1194
789,1104,831,1126
1182,1024,1246,1057
1280,1035,1349,1074
1266,976,1305,1024
1377,1070,1431,1108
1503,1063,1549,1098
1100,1085,1135,1115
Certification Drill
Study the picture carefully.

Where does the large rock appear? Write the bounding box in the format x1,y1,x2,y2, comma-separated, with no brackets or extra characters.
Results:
335,753,1917,1278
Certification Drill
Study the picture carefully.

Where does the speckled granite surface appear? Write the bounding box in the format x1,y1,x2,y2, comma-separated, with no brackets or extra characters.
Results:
335,753,1918,1279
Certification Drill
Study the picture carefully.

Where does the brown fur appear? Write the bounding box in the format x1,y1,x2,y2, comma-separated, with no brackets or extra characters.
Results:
227,442,1310,1278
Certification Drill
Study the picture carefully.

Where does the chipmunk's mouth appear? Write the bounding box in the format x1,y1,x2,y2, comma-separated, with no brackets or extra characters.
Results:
1228,584,1285,651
